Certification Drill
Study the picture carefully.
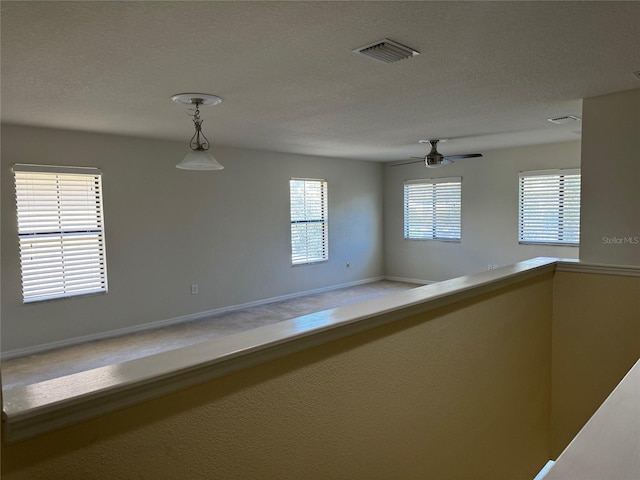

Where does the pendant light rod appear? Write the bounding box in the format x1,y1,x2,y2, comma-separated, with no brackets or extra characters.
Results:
189,102,210,151
171,93,224,171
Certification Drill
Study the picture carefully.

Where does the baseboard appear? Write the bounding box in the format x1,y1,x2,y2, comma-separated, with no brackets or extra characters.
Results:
384,275,435,285
1,276,385,361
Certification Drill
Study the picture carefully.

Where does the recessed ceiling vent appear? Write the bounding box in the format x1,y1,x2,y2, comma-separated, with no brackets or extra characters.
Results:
547,115,581,125
353,38,419,63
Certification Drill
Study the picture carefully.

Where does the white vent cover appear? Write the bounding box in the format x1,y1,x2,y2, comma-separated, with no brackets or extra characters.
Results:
547,115,581,125
353,38,419,63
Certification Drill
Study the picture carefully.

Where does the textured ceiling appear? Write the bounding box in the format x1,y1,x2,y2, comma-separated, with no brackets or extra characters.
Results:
2,1,639,161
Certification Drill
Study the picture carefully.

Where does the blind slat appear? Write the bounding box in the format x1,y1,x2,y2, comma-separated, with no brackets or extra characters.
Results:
404,178,462,241
14,167,108,303
290,179,328,265
518,170,580,245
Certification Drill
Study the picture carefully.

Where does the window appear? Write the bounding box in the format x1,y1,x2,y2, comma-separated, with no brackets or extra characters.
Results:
13,164,108,303
518,169,580,246
404,177,462,241
290,178,328,265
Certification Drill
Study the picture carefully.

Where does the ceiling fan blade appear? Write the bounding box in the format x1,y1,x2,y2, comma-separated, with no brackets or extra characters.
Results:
389,158,425,167
443,153,483,161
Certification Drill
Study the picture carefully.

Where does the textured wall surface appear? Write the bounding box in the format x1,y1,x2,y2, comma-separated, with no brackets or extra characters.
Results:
580,89,640,266
1,125,384,352
2,275,553,480
550,271,640,457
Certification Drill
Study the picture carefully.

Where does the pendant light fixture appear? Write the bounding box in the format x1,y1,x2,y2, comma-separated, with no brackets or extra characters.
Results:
171,93,224,170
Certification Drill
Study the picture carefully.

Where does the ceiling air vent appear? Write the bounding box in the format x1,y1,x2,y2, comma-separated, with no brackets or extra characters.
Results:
353,38,419,63
547,115,581,125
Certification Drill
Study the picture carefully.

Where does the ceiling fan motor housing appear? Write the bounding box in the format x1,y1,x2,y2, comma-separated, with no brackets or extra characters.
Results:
425,153,443,167
426,141,444,166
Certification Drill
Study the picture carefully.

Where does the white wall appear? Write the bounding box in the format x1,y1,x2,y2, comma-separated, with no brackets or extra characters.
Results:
383,141,581,282
1,125,384,352
579,89,640,266
10,105,637,353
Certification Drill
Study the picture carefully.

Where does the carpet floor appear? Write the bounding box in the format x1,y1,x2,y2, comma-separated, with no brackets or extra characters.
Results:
2,280,419,389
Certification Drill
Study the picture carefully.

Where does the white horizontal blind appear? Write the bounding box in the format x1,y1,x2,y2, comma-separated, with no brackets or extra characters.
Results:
290,178,328,265
518,169,580,245
404,177,462,241
14,165,108,303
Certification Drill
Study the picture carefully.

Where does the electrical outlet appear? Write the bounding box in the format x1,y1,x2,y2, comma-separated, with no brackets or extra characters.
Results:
488,264,499,271
191,284,199,295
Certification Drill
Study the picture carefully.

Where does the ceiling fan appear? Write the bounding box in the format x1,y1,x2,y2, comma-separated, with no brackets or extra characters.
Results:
392,139,483,168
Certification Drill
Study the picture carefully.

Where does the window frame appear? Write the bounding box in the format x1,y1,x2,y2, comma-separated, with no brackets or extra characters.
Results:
289,178,328,266
518,168,581,246
13,163,108,303
403,176,462,242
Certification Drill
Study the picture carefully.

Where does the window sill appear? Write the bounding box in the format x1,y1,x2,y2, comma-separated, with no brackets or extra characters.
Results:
22,289,108,305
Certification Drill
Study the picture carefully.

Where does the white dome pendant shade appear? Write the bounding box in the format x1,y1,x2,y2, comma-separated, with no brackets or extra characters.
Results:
176,150,224,170
171,93,224,171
